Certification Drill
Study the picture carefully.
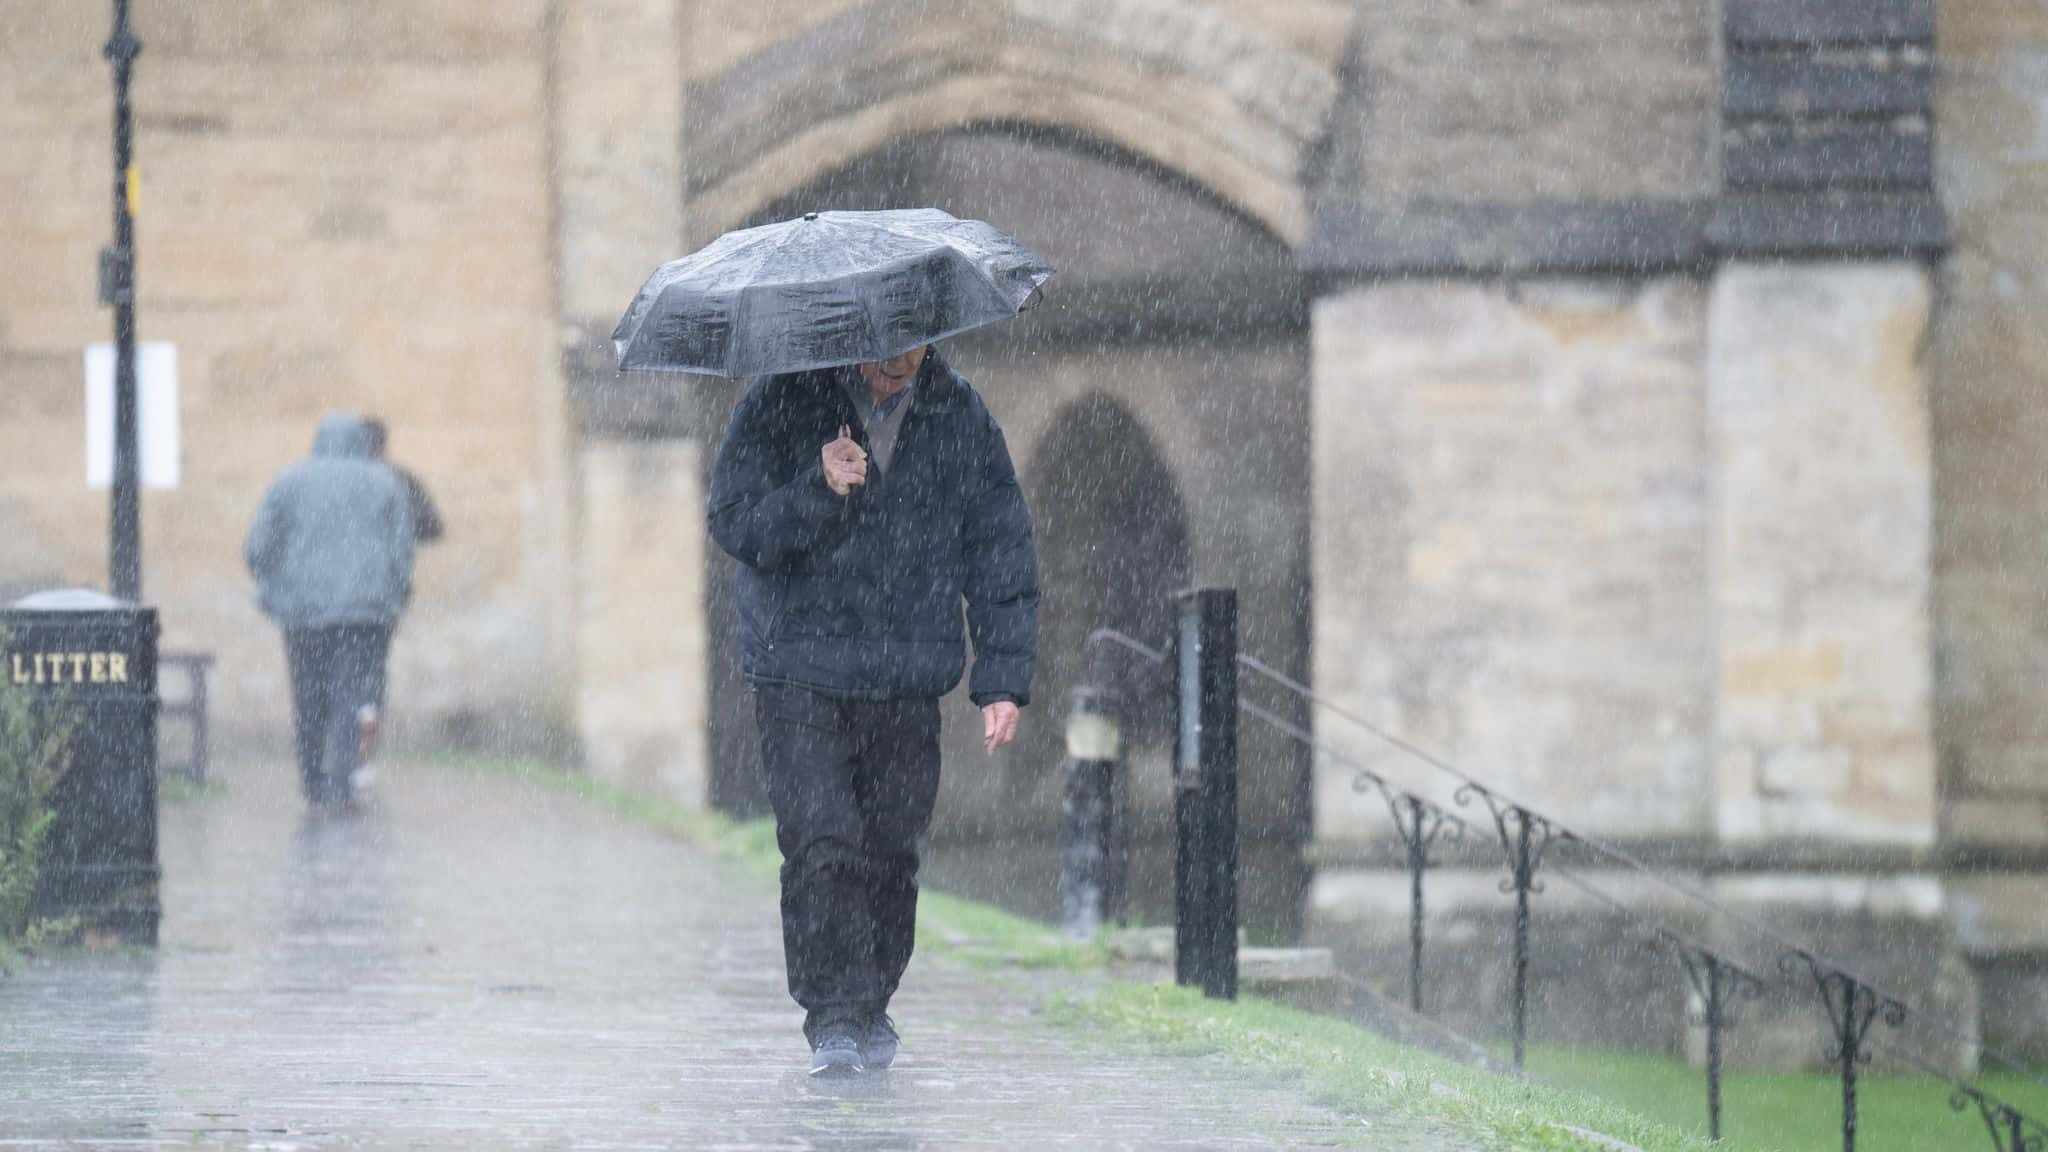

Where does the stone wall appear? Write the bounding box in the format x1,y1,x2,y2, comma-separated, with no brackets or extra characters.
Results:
576,442,709,809
1348,0,1717,203
1306,266,1962,1066
0,2,563,750
1932,0,2048,849
1708,264,1937,848
1311,279,1713,847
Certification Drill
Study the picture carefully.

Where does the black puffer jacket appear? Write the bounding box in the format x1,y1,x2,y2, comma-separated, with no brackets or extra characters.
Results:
708,350,1039,706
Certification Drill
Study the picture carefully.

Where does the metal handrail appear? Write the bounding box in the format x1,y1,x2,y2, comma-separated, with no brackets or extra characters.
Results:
1228,644,2048,1148
1073,620,2048,1150
1550,865,1765,1141
1239,696,1466,1016
1236,650,1914,1004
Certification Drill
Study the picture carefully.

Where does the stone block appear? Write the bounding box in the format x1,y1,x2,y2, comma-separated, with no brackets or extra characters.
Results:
1974,955,2048,1062
1946,796,2048,847
1724,122,1934,191
1724,52,1934,119
1303,200,1711,280
1721,646,1846,696
1307,867,1700,1055
1240,946,1336,985
1932,8,2048,843
1312,279,1712,843
1353,0,1714,203
0,350,79,423
1708,263,1937,848
1012,0,1342,139
1704,873,1978,1076
1726,0,1935,48
576,442,710,811
133,0,545,62
1102,931,1332,983
1950,875,2048,955
555,0,685,321
1757,745,1853,796
684,0,867,79
1708,191,1948,257
1940,0,2048,56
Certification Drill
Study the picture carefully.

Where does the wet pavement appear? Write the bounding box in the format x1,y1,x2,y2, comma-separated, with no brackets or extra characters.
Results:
0,758,1450,1150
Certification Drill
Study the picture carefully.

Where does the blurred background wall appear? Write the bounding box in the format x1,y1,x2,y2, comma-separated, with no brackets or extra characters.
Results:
4,0,2047,1065
0,4,571,755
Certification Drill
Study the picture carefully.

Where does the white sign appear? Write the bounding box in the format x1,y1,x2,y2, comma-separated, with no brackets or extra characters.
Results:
85,341,179,490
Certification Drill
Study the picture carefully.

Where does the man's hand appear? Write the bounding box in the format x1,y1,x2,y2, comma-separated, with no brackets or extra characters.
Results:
981,701,1020,753
822,425,868,496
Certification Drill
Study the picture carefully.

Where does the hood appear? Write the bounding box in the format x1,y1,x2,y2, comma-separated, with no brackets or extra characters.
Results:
311,413,375,459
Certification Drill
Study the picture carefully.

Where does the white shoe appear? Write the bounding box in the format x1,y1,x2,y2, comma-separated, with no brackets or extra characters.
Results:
352,704,381,792
356,704,381,760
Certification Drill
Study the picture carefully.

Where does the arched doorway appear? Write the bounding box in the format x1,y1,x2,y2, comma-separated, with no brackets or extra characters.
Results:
1026,393,1193,765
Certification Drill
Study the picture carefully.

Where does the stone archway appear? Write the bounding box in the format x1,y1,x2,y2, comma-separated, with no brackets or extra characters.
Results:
681,0,1348,248
698,123,1314,945
1025,392,1194,767
572,1,1342,826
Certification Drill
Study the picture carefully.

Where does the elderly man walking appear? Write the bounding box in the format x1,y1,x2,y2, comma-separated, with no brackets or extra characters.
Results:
709,343,1039,1077
246,413,415,808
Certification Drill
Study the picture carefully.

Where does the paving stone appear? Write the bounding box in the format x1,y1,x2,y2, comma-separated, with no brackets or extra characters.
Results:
0,760,1461,1150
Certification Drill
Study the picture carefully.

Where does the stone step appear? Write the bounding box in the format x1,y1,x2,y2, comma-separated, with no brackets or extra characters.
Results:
1102,927,1337,986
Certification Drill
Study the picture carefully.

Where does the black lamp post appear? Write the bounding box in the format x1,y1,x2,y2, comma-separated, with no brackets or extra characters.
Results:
100,0,142,602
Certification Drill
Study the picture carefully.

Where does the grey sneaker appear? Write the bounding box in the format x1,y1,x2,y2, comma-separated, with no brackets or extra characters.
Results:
863,1014,899,1070
809,1030,864,1078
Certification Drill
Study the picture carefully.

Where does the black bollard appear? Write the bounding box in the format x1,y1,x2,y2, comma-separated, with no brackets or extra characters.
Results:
1173,587,1237,1000
1061,684,1122,940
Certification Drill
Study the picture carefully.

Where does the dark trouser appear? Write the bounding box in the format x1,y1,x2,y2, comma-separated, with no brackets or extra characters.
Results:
752,680,942,1044
284,624,390,803
367,624,393,712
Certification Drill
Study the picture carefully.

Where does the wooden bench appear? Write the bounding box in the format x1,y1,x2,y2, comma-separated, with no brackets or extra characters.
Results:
159,650,214,784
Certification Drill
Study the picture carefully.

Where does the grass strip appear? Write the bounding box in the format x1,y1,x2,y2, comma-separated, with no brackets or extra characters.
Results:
1050,983,1744,1152
158,776,230,805
1525,1041,2048,1152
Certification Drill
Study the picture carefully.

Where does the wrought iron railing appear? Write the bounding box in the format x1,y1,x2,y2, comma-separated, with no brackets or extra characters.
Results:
1069,621,2048,1152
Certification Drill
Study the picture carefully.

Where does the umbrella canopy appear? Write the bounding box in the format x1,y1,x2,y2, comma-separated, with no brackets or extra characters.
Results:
611,208,1056,379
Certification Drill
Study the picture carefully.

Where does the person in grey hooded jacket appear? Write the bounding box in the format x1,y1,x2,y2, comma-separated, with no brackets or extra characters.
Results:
245,414,415,805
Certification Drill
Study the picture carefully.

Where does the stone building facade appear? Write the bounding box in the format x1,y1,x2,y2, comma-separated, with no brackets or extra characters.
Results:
3,0,2046,1067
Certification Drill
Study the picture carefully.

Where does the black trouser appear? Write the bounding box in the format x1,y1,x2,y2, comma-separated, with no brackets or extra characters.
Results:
752,680,942,1043
368,623,394,711
283,624,389,803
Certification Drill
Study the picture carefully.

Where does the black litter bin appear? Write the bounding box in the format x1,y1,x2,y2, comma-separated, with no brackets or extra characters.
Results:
2,588,160,944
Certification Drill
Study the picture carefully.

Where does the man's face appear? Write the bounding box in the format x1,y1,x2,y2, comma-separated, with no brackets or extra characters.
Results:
857,346,926,399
